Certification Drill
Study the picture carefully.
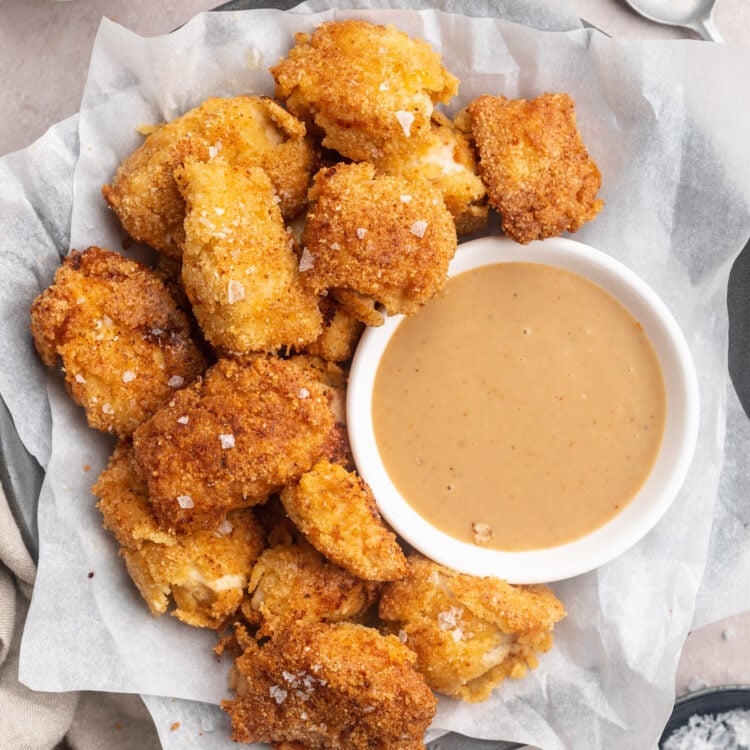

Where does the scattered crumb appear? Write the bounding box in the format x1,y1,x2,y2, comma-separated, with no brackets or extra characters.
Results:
472,522,493,545
170,722,180,732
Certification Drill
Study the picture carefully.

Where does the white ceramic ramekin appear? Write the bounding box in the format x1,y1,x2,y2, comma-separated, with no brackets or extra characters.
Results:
346,236,700,584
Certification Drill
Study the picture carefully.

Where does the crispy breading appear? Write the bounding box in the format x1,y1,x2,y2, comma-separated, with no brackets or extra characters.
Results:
174,158,322,353
222,621,437,749
271,19,458,163
298,295,365,363
467,92,603,243
132,355,339,534
241,542,380,637
29,247,206,437
102,96,317,259
374,111,488,235
280,460,407,581
379,554,566,702
93,441,265,628
300,162,457,325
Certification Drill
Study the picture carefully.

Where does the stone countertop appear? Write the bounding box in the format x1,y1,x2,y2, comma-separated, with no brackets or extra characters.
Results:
1,0,748,718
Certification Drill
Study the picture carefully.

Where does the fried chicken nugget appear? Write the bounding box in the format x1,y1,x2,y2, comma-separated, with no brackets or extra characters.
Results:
280,460,407,581
379,554,566,702
241,542,380,637
222,621,437,749
297,295,365,363
300,162,457,326
30,247,206,437
174,157,322,353
132,354,339,534
93,441,265,628
467,92,603,243
374,111,488,236
271,19,458,163
102,96,317,259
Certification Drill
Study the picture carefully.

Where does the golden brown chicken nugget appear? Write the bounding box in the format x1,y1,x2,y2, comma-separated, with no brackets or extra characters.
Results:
297,294,365,364
222,621,437,749
300,162,457,325
468,92,603,243
175,158,322,353
132,354,339,534
375,111,488,235
379,554,566,701
102,96,317,259
280,460,407,581
271,19,458,163
93,441,265,628
30,247,206,437
242,542,380,637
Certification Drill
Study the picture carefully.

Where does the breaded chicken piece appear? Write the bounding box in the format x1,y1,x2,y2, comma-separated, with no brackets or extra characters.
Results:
375,111,488,235
467,92,603,243
93,441,265,628
241,542,380,637
174,158,322,353
280,460,407,581
132,354,339,534
300,162,457,326
102,96,317,259
271,19,458,163
222,621,437,749
30,247,206,437
297,295,365,363
379,554,566,702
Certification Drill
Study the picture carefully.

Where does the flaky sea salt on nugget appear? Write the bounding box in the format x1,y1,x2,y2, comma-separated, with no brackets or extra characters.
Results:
103,96,317,259
94,441,265,629
30,246,206,438
379,554,566,702
175,157,322,353
467,92,603,243
271,19,458,162
300,162,457,326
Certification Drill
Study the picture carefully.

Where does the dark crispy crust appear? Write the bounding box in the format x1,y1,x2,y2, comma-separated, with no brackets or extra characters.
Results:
132,354,338,533
300,162,457,324
29,246,206,437
222,621,437,749
468,92,603,243
102,96,317,258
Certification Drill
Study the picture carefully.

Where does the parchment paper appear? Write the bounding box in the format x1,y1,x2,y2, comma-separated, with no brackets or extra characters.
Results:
2,2,750,748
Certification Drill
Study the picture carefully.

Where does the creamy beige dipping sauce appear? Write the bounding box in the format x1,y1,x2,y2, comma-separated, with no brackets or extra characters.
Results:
372,262,666,551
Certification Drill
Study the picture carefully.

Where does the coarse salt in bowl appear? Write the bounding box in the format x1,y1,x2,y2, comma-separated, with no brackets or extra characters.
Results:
346,236,699,584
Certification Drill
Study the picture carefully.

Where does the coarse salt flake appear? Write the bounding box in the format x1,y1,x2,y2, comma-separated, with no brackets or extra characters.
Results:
75,374,86,383
400,194,412,203
228,279,245,304
122,370,136,383
410,220,428,238
168,375,184,389
299,388,310,399
219,433,235,449
177,495,194,509
269,685,287,704
395,110,415,137
177,416,189,425
102,403,114,415
356,227,368,240
438,607,462,630
379,81,390,91
217,518,234,535
299,247,315,272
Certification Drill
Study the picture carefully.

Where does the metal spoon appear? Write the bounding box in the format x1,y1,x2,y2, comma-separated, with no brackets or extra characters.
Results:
621,0,725,42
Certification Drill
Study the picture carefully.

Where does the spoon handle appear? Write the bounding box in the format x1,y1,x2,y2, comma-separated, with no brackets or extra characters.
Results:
692,15,725,43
